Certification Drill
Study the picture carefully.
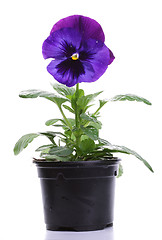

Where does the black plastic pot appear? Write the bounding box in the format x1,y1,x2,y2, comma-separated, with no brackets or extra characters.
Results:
34,158,120,231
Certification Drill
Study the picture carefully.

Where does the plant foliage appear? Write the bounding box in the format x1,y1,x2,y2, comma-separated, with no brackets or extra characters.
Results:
14,83,153,177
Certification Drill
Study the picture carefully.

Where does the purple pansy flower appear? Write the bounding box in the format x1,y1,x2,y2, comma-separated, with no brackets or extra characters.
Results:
42,15,115,87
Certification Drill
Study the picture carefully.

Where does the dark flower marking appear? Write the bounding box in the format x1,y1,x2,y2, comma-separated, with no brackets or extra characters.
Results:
56,58,85,80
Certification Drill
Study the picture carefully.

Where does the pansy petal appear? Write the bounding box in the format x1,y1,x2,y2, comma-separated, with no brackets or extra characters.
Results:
47,59,86,87
79,38,105,62
50,15,105,42
47,60,68,84
81,38,104,54
90,44,114,82
42,28,82,60
47,60,77,86
79,38,114,83
77,62,95,84
81,38,115,63
108,49,115,64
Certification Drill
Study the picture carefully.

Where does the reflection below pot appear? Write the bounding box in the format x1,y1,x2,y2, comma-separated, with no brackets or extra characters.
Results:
45,226,114,240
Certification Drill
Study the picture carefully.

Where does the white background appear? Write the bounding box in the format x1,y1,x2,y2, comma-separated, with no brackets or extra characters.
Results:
0,0,161,239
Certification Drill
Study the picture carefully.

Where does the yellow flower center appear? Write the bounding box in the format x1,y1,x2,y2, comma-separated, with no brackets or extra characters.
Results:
71,53,79,60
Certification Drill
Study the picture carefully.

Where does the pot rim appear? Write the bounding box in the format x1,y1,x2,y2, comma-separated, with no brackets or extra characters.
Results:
33,157,121,168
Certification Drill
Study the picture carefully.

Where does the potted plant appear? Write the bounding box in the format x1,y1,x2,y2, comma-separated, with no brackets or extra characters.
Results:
14,15,153,231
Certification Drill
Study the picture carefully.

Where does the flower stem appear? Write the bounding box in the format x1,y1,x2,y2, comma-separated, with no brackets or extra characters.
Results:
58,106,72,130
75,83,81,157
94,107,100,116
75,83,79,129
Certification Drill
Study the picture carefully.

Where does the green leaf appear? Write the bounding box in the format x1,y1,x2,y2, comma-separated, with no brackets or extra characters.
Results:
86,148,113,160
94,100,108,116
99,99,108,108
14,133,39,155
81,126,99,140
40,154,71,162
38,132,56,144
63,104,75,113
49,146,73,157
79,138,96,153
67,118,75,127
71,89,85,110
97,138,111,147
39,131,66,143
77,89,85,98
117,163,123,178
13,131,68,156
109,94,152,105
52,83,75,98
84,104,95,112
52,124,66,128
105,143,154,173
40,131,66,137
35,144,54,152
80,113,102,129
80,113,97,122
45,119,64,126
77,91,103,111
89,121,102,130
19,89,68,107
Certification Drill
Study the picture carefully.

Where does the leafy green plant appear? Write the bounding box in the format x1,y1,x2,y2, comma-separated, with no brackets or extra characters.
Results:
13,15,154,177
14,83,153,177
